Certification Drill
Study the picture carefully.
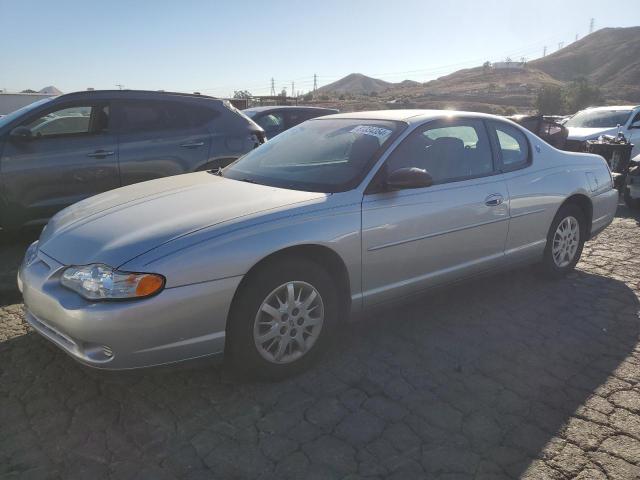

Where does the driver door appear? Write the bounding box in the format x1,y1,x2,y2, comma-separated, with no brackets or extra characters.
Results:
361,118,509,307
0,102,120,227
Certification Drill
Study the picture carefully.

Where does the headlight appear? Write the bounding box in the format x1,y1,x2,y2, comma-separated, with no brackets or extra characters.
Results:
61,264,165,301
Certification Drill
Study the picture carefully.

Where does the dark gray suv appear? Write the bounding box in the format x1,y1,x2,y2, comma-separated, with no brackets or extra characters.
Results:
0,90,265,229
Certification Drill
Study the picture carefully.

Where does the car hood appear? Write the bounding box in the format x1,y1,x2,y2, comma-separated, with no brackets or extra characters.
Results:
566,126,618,140
39,172,326,267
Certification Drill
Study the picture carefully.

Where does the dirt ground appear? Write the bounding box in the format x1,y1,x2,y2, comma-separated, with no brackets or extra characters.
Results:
1,206,640,479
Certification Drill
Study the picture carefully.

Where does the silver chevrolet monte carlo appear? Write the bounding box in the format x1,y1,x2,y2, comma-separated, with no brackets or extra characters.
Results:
18,110,618,378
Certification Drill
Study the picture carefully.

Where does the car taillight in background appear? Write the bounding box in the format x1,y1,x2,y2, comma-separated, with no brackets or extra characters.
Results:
252,131,267,147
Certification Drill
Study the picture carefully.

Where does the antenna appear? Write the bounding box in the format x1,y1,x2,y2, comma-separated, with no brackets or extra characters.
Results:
270,78,276,96
589,18,595,34
313,74,318,92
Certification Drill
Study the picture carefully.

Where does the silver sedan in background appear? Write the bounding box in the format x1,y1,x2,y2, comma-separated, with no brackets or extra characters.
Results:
18,110,618,378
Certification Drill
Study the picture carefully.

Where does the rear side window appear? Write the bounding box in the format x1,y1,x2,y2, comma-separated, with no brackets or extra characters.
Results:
118,101,216,133
491,122,530,171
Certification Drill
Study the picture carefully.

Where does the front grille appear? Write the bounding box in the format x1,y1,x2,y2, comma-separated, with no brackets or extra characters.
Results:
28,313,77,351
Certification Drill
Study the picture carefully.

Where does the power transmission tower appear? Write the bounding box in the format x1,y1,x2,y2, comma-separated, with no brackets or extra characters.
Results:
558,41,564,51
291,81,294,98
313,74,317,92
589,18,595,34
270,78,276,96
543,45,547,57
575,33,579,42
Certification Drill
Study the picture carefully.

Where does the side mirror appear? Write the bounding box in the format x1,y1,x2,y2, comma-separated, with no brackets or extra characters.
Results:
9,126,33,140
386,167,433,190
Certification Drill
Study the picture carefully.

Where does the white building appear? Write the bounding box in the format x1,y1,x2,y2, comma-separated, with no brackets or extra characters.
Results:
0,86,62,115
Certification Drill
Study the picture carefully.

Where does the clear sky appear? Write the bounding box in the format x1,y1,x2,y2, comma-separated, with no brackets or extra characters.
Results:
1,0,639,97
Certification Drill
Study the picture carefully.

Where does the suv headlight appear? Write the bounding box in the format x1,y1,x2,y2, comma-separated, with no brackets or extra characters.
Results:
61,264,165,301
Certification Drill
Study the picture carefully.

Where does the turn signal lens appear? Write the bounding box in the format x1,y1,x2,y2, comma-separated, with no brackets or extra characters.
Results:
61,264,165,301
135,274,165,297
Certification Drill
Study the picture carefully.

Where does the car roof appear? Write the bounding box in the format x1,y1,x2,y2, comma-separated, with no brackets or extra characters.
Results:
52,89,224,105
323,109,511,125
583,105,640,111
243,105,338,113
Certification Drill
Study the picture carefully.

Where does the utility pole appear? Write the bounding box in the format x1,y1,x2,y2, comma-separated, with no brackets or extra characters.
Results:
543,45,547,57
270,78,276,96
589,18,595,34
313,74,318,92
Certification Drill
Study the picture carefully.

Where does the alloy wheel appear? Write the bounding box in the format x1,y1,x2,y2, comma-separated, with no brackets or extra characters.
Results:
253,281,325,364
552,216,580,268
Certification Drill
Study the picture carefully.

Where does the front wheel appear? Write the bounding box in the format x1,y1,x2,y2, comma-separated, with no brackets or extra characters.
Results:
226,257,339,379
540,204,586,277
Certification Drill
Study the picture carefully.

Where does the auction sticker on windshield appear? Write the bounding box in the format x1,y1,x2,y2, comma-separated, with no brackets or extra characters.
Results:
350,125,392,139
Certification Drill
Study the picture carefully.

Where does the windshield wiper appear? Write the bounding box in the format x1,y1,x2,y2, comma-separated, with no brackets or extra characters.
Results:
208,167,223,176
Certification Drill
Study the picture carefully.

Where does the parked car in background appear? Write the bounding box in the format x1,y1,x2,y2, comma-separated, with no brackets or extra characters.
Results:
243,106,338,138
508,114,569,149
19,110,618,378
564,105,640,155
0,90,264,229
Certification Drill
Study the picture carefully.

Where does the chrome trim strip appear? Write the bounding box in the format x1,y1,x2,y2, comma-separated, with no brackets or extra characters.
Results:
367,216,509,252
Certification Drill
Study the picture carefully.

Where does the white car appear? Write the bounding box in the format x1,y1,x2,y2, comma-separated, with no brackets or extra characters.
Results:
565,105,640,157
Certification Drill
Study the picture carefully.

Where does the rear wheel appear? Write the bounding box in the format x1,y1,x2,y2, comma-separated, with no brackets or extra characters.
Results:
540,204,586,277
226,257,339,379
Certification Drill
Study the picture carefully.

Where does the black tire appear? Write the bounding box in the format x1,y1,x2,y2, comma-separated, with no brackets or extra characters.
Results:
226,256,340,380
623,186,640,210
540,203,586,277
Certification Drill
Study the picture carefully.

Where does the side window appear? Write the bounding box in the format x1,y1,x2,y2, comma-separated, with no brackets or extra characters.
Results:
492,122,530,170
23,105,108,138
118,101,209,133
385,119,494,184
119,102,166,132
256,113,285,133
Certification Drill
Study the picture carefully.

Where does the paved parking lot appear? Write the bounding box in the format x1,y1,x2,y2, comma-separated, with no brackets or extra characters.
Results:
1,206,640,480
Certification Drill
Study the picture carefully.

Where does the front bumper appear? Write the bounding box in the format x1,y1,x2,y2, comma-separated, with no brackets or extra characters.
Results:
19,249,241,369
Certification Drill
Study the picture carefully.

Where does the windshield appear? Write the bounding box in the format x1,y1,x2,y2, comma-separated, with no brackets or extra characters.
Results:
565,109,632,128
243,110,257,118
0,98,54,130
224,118,403,192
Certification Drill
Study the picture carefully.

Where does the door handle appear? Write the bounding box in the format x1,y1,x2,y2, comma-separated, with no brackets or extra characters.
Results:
87,150,115,158
485,194,504,206
180,141,205,148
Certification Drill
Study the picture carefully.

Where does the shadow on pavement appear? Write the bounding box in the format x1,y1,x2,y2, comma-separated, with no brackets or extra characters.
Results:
1,265,638,478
